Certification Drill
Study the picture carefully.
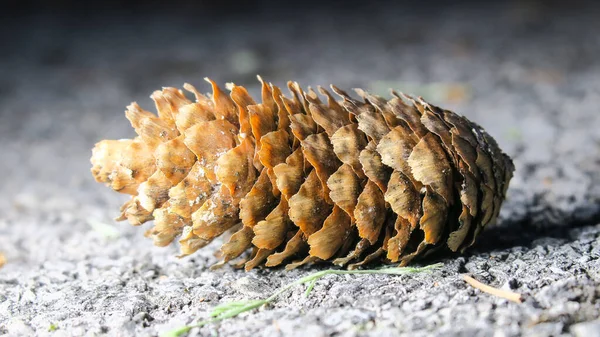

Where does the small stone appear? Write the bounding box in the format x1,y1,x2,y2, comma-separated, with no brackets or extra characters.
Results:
7,319,34,335
571,319,600,337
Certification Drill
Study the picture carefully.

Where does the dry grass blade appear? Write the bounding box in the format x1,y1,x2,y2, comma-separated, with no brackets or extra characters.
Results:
463,274,523,303
0,253,5,269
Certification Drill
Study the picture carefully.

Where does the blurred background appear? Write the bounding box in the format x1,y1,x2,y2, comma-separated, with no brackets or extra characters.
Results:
0,0,598,250
1,0,600,226
2,0,600,214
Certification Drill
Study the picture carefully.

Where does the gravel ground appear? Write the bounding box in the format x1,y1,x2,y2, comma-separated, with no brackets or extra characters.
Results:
1,1,599,336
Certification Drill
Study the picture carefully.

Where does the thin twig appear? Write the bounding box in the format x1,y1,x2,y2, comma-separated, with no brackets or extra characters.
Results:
463,274,523,303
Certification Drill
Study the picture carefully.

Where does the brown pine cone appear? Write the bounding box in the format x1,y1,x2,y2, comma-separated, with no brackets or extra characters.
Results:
90,77,514,270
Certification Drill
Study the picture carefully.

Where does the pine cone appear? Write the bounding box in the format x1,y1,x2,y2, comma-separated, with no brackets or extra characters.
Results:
90,77,514,270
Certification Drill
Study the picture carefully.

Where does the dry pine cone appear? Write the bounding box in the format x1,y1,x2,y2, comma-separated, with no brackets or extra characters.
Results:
91,77,514,270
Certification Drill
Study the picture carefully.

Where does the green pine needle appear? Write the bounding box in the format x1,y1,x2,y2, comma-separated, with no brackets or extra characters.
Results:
160,263,442,337
304,278,318,297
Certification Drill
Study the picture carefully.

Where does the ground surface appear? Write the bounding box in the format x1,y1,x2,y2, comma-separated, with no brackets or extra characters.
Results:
1,1,600,336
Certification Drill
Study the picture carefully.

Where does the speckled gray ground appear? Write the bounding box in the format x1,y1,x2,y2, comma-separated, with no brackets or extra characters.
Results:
1,1,600,336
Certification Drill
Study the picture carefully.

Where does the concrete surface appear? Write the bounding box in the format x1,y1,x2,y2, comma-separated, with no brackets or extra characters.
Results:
1,1,599,336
